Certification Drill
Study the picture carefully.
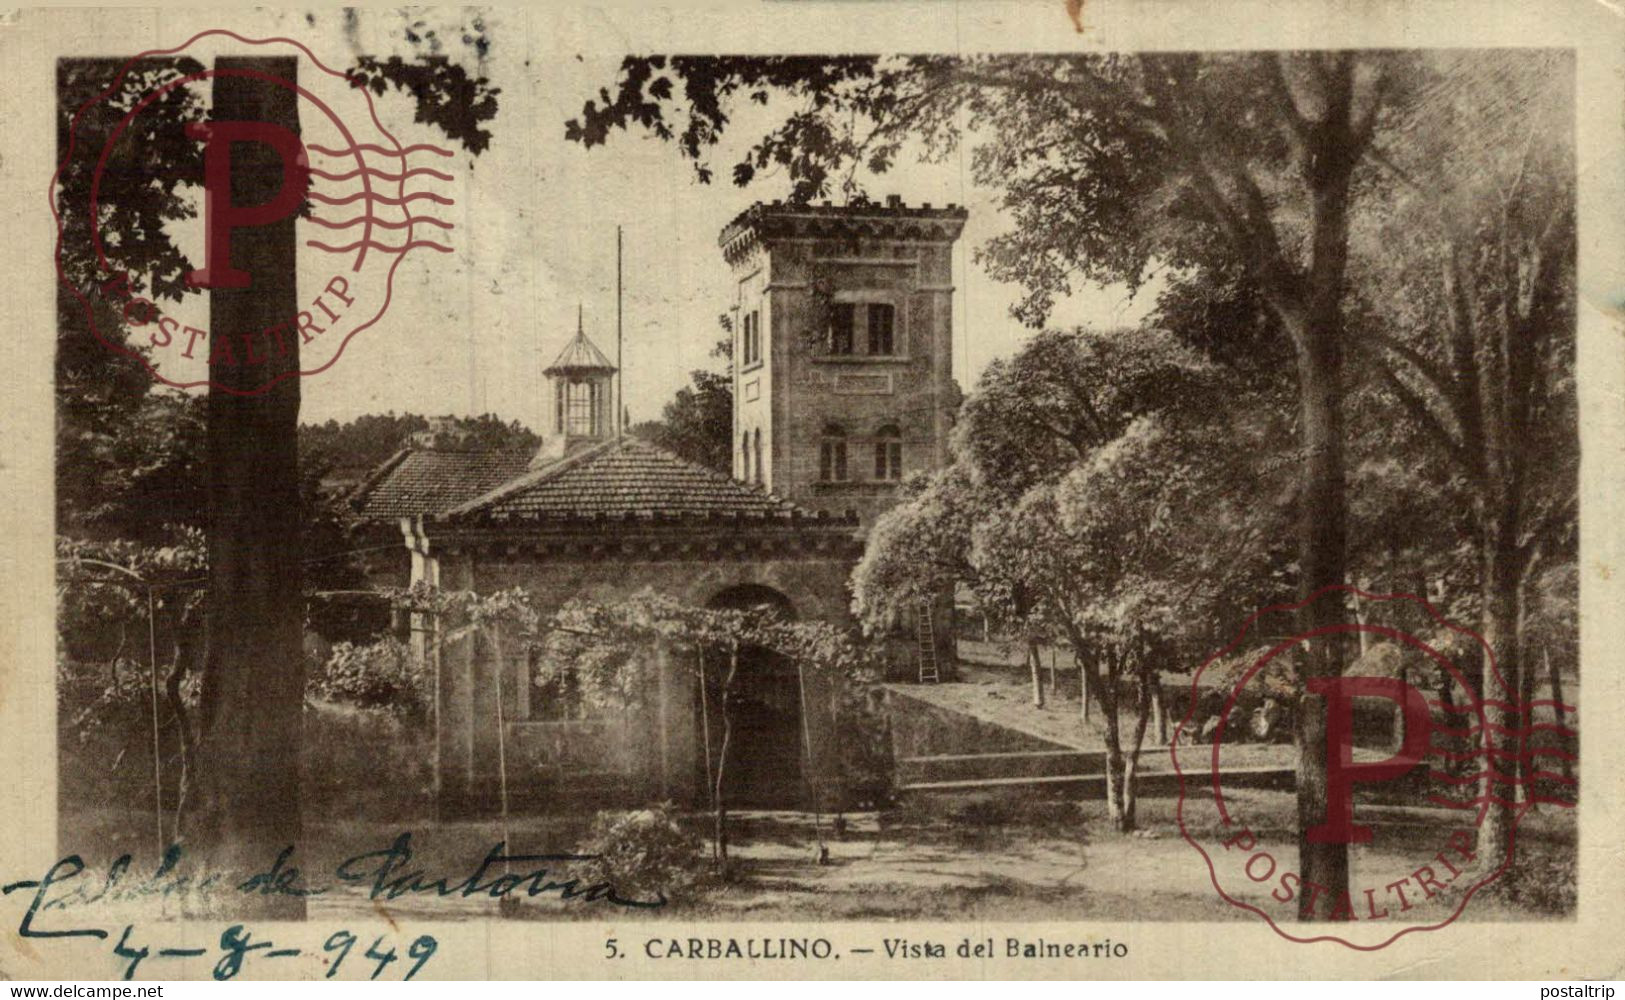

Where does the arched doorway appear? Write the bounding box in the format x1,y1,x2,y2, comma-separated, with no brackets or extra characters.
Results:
704,584,803,808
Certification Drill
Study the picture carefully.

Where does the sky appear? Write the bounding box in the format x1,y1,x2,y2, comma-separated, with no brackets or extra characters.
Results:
133,8,1159,430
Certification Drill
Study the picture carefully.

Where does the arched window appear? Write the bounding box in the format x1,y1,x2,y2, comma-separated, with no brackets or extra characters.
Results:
819,423,848,482
741,431,751,482
752,428,763,484
874,424,902,481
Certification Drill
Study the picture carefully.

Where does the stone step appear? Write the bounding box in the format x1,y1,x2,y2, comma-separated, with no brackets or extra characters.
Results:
896,749,1100,785
897,766,1297,798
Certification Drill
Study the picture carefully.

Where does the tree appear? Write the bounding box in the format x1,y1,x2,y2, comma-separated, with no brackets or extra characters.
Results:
185,57,307,918
302,411,541,477
856,326,1282,832
57,35,502,911
567,53,1414,911
55,58,207,541
629,336,734,473
1344,52,1577,856
59,389,209,544
992,418,1271,830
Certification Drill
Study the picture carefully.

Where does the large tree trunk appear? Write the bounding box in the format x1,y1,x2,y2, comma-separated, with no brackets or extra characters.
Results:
164,610,202,837
1145,50,1376,920
1476,517,1522,862
1289,319,1351,919
187,56,305,918
1515,555,1540,808
1288,193,1353,921
1060,621,1129,832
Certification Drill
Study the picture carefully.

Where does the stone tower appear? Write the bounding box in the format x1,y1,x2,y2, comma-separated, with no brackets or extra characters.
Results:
718,196,968,527
537,307,617,463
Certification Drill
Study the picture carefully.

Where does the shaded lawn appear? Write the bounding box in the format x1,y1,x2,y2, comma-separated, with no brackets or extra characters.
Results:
55,789,1574,924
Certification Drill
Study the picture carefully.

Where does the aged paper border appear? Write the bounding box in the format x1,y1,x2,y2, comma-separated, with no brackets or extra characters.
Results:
2,0,1622,980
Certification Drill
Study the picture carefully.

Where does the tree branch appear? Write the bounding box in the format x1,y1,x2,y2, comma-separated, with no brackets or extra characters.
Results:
1367,355,1471,472
1517,489,1576,564
1363,329,1465,422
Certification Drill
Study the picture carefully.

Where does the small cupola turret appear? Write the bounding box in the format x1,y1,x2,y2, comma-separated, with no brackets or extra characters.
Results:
536,306,618,464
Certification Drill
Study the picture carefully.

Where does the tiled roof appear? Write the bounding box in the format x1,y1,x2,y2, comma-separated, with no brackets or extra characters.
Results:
545,329,616,375
444,437,810,521
350,448,535,520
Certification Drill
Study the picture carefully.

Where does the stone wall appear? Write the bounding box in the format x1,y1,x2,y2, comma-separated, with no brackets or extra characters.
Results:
724,203,966,528
430,537,859,817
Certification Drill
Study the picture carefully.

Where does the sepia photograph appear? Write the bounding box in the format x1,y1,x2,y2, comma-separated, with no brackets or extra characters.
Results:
4,0,1621,983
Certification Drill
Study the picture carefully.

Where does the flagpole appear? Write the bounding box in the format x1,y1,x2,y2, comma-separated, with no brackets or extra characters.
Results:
616,225,624,437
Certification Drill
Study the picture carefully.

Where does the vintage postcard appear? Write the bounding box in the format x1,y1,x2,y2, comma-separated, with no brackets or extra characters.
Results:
1,0,1623,982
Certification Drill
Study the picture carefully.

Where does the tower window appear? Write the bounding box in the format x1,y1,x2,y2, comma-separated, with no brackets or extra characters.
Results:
753,428,763,485
564,379,599,436
742,431,751,482
874,424,903,480
742,309,762,366
819,423,848,482
828,303,856,355
867,304,896,355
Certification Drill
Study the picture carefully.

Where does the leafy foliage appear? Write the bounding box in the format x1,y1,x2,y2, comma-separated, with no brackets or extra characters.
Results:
348,55,501,156
629,339,734,474
856,324,1287,830
56,59,207,540
573,804,706,904
850,462,996,631
954,326,1220,498
566,56,888,196
302,411,540,476
57,531,207,661
307,638,428,720
563,52,1406,327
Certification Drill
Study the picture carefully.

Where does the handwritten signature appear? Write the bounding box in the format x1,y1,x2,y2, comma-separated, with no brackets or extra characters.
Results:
1,832,665,979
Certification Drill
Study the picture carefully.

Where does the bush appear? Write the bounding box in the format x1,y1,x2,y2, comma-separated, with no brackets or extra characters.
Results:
836,685,894,809
57,652,196,810
309,638,428,720
1488,846,1578,916
574,804,706,904
302,701,433,819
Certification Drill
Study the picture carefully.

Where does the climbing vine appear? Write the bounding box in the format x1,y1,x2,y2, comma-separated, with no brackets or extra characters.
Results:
378,583,882,861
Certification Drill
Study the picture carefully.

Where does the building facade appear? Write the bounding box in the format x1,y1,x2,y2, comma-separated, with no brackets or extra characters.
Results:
354,323,862,816
721,197,968,527
352,197,966,816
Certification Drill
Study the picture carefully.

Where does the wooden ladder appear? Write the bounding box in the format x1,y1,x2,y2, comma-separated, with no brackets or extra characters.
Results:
916,601,940,684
